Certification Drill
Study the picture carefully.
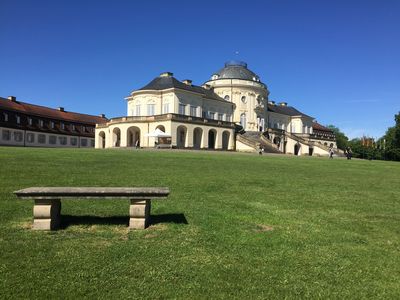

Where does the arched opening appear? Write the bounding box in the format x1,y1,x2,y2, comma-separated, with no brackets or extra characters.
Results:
222,131,230,150
193,127,203,149
273,137,281,149
112,128,121,147
156,125,165,132
176,125,187,148
324,142,328,146
127,126,140,147
294,143,301,156
240,113,246,130
208,129,216,149
330,143,334,148
309,147,314,156
98,131,106,148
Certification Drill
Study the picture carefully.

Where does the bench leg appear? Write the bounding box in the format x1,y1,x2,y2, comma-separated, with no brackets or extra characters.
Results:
129,199,151,229
33,199,61,230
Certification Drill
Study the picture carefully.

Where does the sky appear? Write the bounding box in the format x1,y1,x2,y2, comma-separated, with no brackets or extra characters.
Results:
0,0,399,139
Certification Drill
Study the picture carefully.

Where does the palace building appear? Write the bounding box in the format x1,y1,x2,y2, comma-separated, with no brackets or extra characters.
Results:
0,96,107,148
96,61,336,155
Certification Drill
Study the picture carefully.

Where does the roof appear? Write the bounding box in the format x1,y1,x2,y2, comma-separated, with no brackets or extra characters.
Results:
0,97,107,124
136,75,230,103
312,122,334,132
210,61,261,82
267,103,313,119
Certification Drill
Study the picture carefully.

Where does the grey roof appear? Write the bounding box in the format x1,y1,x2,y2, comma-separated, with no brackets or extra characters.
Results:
267,103,313,119
211,61,261,82
137,75,228,103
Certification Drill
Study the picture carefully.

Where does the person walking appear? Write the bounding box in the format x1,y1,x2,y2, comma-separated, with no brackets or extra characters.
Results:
329,146,334,159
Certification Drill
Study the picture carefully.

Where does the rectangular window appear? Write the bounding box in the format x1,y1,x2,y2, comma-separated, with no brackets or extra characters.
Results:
135,105,141,116
27,133,35,143
3,113,8,122
190,106,197,117
16,115,21,124
14,131,23,142
218,113,223,121
70,137,77,146
61,123,65,130
81,138,88,147
71,124,75,131
49,135,57,144
38,134,46,144
209,112,215,120
163,103,169,114
39,119,43,127
147,104,155,116
2,130,10,141
179,104,186,115
50,121,55,129
82,126,86,132
28,118,33,126
58,136,67,145
226,114,231,122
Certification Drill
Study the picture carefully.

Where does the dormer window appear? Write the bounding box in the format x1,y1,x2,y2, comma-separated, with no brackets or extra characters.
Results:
224,95,230,101
211,74,219,80
241,96,247,104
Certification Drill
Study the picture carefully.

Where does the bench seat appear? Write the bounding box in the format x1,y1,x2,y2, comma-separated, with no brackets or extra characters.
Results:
14,187,170,230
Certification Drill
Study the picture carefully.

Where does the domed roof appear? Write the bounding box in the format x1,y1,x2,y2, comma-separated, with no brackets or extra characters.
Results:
210,61,261,82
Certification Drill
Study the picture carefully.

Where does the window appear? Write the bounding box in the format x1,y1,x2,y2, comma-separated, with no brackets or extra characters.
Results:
16,115,21,124
163,103,169,114
28,118,33,126
39,119,44,127
14,132,23,142
218,113,223,121
224,95,230,101
209,112,215,120
135,105,141,116
241,96,247,103
50,121,55,129
240,113,246,129
70,137,77,146
81,138,88,147
38,134,46,144
226,114,231,122
2,130,10,141
3,113,8,122
49,136,57,144
147,104,155,116
71,124,76,131
61,123,65,130
190,106,197,117
58,136,67,145
27,133,35,143
82,126,86,132
179,104,186,115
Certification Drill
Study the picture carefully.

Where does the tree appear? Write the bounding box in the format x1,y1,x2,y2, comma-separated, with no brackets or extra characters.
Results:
326,125,349,150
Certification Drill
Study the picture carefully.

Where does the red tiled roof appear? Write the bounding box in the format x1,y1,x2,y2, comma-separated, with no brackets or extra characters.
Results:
312,122,333,132
0,97,107,125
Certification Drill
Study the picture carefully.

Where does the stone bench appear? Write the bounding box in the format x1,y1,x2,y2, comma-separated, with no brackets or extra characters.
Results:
14,187,170,230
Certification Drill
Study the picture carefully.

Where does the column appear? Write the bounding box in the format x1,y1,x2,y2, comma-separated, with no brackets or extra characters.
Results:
33,199,61,230
129,199,151,229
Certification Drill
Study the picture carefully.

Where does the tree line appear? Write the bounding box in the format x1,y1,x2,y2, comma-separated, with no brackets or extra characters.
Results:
327,112,400,161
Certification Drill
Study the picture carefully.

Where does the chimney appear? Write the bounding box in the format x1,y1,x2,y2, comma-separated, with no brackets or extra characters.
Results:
160,72,173,77
182,79,192,86
8,96,16,102
58,107,64,112
99,113,105,118
279,102,287,106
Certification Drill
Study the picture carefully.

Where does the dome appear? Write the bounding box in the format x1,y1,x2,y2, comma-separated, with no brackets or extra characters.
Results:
210,61,261,82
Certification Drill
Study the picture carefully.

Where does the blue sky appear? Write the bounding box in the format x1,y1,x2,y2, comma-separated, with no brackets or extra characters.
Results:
0,0,399,139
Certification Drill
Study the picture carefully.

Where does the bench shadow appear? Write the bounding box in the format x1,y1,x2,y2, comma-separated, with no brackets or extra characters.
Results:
59,213,188,229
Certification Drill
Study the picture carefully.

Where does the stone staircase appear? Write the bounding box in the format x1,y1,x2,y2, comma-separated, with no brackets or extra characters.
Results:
237,131,282,154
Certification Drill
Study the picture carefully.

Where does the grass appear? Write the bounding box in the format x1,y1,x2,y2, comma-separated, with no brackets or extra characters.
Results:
0,147,399,299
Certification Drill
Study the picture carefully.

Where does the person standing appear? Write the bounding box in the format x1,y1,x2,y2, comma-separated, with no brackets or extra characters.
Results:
329,146,334,159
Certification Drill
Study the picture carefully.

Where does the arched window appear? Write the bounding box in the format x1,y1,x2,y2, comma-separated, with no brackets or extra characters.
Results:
240,113,246,129
224,95,230,101
241,96,247,103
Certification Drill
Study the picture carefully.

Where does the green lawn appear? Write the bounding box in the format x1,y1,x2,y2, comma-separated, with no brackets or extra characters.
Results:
0,147,399,299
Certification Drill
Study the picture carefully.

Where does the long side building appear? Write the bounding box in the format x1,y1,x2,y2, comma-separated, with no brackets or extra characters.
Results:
0,96,107,148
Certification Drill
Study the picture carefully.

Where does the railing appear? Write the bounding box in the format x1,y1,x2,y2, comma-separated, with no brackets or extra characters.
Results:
96,113,235,128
